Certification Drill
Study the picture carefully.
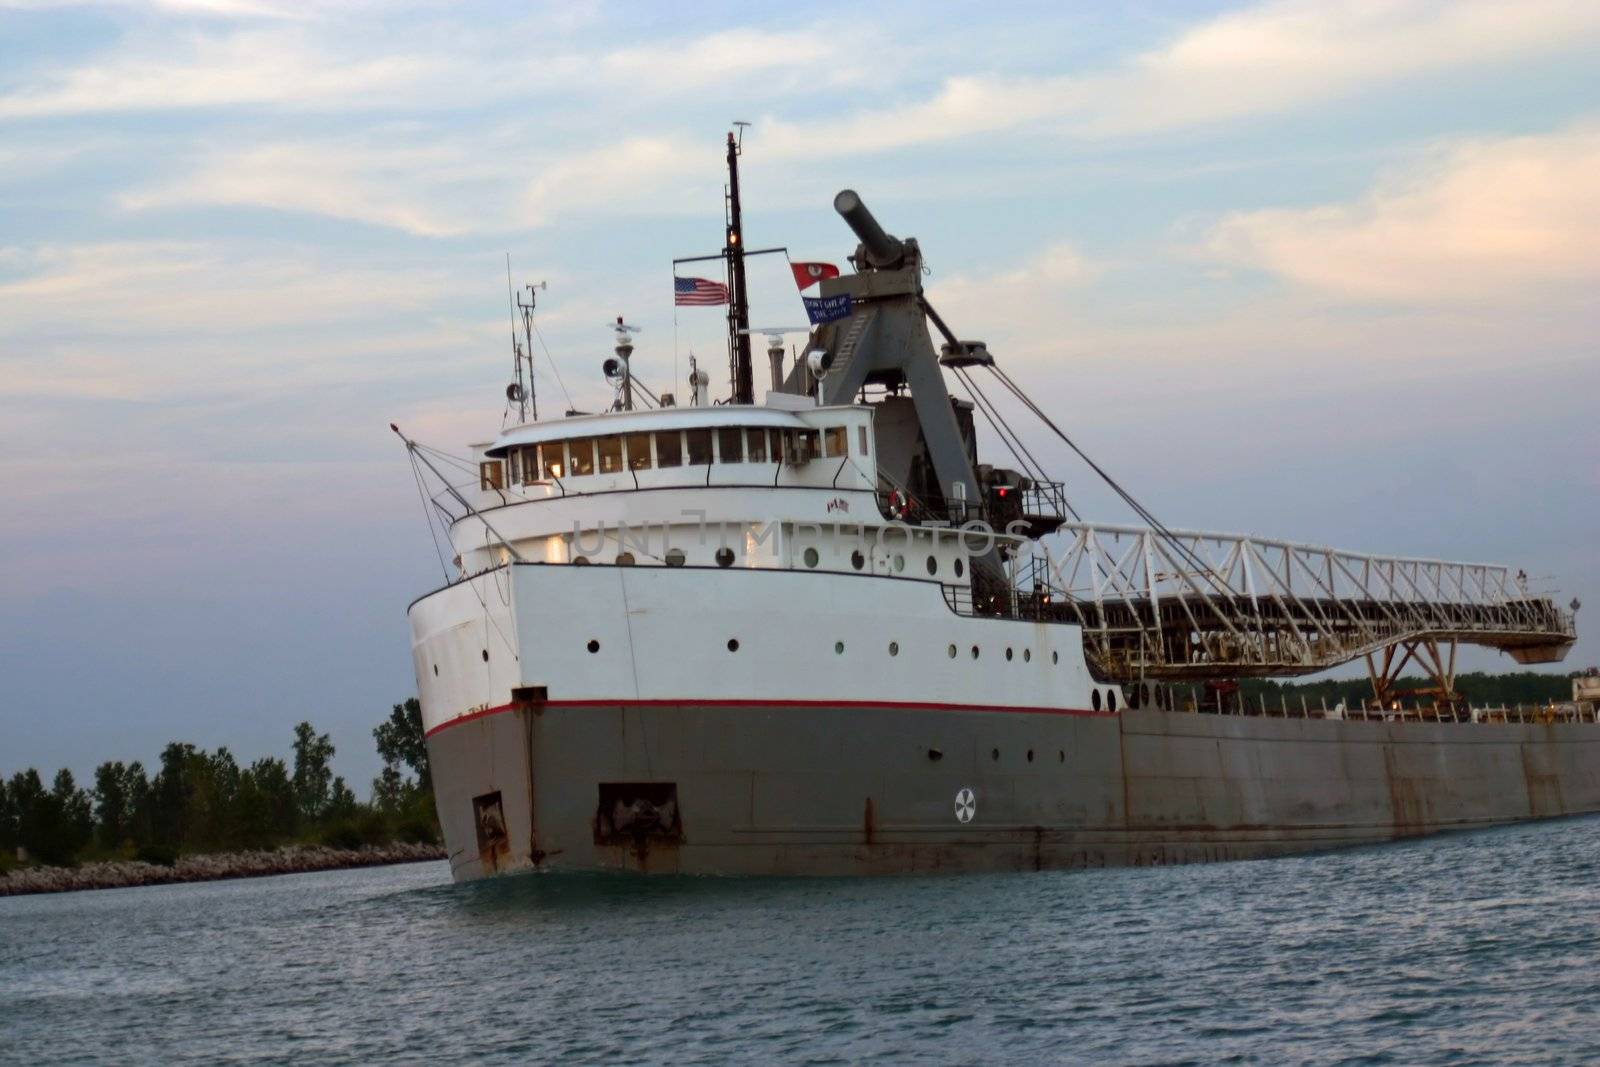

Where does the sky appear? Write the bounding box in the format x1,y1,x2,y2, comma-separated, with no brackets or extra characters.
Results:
2,0,1596,792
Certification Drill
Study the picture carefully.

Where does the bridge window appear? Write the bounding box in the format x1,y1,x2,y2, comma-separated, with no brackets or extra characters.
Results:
626,433,653,471
568,439,595,476
717,427,743,463
656,431,682,468
540,442,565,479
597,435,624,474
858,425,870,456
687,428,713,466
746,428,768,463
824,426,847,458
480,460,504,492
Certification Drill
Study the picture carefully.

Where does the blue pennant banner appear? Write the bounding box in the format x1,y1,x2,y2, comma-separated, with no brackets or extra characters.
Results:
802,293,853,325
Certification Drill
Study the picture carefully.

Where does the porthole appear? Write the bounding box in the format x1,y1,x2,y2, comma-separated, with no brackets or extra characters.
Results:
432,664,438,676
1005,647,1014,661
925,555,937,576
727,638,739,652
947,644,958,659
715,547,735,568
1027,749,1034,763
1142,683,1151,707
991,747,1000,761
1130,687,1141,710
1108,690,1118,712
851,550,865,571
615,552,635,566
572,555,591,565
665,548,686,567
1023,649,1031,663
928,747,944,762
954,558,964,578
1092,689,1102,711
1052,651,1059,665
586,639,600,654
804,547,820,568
834,640,845,655
888,641,899,657
1058,750,1065,763
481,649,489,662
893,554,905,573
971,645,980,659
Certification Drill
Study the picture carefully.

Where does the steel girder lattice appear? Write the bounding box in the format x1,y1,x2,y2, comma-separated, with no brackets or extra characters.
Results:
1027,523,1575,683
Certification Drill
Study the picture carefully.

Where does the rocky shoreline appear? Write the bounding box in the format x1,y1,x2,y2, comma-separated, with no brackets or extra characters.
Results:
0,842,447,896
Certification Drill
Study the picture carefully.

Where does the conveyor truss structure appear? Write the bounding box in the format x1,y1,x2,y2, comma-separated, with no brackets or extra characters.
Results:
986,524,1576,703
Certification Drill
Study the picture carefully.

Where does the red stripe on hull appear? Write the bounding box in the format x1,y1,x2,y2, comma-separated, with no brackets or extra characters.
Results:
424,697,1114,738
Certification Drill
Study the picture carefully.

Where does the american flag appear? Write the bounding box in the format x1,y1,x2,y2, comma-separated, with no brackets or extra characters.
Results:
674,276,730,306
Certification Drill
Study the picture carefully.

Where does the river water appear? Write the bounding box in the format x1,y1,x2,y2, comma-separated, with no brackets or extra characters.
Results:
3,817,1598,1065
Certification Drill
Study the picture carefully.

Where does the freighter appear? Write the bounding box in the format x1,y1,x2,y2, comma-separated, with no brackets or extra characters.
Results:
402,133,1592,881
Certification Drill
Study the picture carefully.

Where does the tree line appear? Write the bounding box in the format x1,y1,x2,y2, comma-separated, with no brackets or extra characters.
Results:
1239,670,1579,708
0,699,433,868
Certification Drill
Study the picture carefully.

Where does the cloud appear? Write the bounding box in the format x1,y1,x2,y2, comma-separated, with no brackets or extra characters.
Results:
0,0,313,14
0,27,430,118
1202,124,1600,301
121,141,491,236
0,241,455,335
595,28,841,92
928,242,1100,341
522,137,718,227
762,0,1600,152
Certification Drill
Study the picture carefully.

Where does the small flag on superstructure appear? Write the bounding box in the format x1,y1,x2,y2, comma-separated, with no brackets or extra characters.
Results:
674,276,730,306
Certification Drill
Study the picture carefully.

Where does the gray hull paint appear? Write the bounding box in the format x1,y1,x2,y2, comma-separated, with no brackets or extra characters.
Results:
427,703,1600,880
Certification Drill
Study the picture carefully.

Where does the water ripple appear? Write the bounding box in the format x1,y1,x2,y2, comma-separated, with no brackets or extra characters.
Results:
4,817,1600,1064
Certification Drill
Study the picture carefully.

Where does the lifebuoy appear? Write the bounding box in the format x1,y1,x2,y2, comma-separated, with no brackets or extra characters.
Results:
888,489,911,519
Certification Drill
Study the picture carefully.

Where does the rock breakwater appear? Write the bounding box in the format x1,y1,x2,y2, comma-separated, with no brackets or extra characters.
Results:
0,842,446,896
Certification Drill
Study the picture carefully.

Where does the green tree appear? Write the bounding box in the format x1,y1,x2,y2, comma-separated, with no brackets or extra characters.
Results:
149,742,198,848
0,775,15,852
371,763,406,813
93,761,143,851
327,776,358,821
122,762,152,848
235,757,296,849
291,722,336,824
373,698,430,793
8,769,92,865
52,770,94,859
186,747,242,850
8,770,47,862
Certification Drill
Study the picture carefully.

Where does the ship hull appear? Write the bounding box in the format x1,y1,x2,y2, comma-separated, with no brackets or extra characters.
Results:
411,564,1599,881
426,700,1600,880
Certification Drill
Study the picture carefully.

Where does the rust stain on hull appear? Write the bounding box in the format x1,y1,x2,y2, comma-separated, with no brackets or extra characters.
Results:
1521,740,1567,818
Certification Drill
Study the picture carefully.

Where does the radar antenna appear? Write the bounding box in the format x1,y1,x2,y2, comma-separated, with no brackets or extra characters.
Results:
513,280,546,422
606,316,641,411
